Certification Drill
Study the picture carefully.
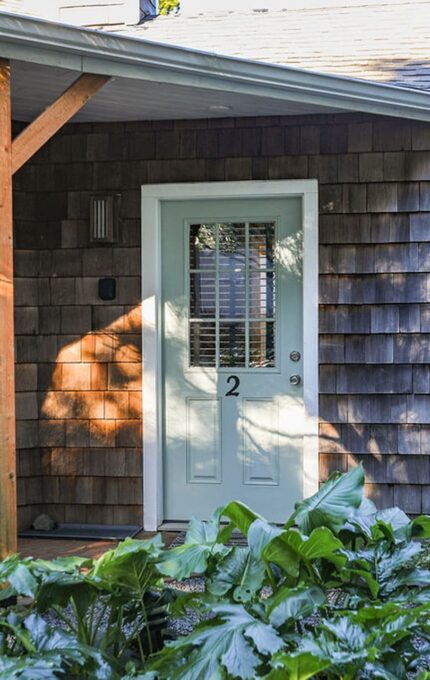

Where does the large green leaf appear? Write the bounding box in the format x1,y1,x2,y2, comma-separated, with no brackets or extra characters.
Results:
91,535,163,595
8,564,38,598
411,515,430,539
32,556,93,573
207,547,265,602
267,585,325,627
23,613,87,660
247,519,284,560
340,547,380,597
0,556,39,600
342,498,378,538
266,651,331,680
376,507,410,534
158,517,227,580
93,535,162,575
339,564,379,599
345,504,411,544
362,662,401,680
222,501,262,536
322,617,369,649
292,464,365,535
29,614,116,679
263,527,345,579
0,554,95,602
185,516,219,545
0,555,23,580
388,568,430,591
36,571,98,617
0,657,61,680
149,604,282,680
157,544,212,580
0,613,115,679
341,539,430,601
354,602,408,624
299,616,371,669
377,542,422,587
296,605,430,678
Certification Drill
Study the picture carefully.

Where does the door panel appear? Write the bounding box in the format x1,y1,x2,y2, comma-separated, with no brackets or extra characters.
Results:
242,398,279,486
186,398,221,484
161,197,303,522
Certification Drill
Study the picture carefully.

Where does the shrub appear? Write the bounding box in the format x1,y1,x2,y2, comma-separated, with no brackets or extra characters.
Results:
3,464,430,678
147,464,430,679
0,536,168,678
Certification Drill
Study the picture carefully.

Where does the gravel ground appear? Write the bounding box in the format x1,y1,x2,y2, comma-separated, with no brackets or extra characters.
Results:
165,576,207,636
42,577,208,638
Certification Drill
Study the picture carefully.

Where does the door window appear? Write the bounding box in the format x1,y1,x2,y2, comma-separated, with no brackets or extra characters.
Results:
189,221,276,369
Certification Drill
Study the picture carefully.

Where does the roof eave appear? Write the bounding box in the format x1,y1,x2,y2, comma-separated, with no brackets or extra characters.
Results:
2,10,430,122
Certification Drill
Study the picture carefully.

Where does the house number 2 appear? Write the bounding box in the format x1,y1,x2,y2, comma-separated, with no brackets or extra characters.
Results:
225,375,240,397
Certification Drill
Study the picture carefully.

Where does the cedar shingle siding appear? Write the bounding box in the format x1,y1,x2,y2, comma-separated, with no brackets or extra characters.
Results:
13,112,430,527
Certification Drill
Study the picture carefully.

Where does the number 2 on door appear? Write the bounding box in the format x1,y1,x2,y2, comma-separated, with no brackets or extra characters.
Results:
226,375,240,397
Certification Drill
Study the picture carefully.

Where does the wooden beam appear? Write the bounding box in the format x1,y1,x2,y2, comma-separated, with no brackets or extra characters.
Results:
12,73,110,174
0,58,17,558
0,69,109,555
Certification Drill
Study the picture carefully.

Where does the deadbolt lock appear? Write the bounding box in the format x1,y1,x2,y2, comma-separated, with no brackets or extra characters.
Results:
289,350,301,362
290,374,301,386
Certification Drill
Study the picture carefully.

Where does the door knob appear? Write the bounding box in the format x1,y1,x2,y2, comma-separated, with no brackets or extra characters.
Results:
290,374,301,386
289,350,301,362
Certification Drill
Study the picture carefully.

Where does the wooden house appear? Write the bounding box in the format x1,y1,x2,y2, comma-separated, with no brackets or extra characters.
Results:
1,0,430,553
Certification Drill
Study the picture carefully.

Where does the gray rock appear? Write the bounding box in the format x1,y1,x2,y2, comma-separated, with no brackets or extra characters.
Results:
32,514,56,531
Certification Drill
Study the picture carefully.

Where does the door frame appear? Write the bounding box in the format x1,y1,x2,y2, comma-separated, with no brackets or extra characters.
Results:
141,180,319,531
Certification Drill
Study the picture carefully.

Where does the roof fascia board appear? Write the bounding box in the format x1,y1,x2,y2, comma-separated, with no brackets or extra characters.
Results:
2,11,430,122
1,42,82,71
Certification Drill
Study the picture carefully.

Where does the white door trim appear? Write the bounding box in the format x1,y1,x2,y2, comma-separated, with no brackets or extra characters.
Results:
141,180,319,531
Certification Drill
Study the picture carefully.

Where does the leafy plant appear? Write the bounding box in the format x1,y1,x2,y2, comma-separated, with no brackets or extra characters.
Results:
0,611,111,679
146,464,430,678
0,536,168,677
4,464,430,678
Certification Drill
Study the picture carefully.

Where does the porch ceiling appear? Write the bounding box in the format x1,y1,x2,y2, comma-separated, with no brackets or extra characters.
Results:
11,60,342,123
4,10,430,124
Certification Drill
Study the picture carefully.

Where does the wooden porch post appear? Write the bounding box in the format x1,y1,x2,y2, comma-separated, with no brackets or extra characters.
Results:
0,58,17,558
0,66,110,557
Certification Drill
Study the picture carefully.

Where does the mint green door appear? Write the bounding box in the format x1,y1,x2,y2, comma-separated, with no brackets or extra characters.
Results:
161,197,303,522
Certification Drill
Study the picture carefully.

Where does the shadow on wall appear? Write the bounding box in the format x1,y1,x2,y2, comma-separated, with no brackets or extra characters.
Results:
318,413,425,511
320,421,382,507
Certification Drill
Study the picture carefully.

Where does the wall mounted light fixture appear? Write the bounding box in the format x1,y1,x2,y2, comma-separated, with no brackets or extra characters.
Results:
89,194,121,244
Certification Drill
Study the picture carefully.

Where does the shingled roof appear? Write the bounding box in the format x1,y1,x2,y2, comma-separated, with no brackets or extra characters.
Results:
111,0,430,92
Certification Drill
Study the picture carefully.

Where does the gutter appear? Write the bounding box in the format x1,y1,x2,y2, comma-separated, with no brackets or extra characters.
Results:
2,10,430,121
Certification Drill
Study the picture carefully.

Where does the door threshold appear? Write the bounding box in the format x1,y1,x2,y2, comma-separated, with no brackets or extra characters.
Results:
159,522,189,531
159,520,235,531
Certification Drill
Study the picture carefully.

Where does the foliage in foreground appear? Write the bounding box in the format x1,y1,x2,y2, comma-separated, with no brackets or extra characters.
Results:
0,535,167,678
147,465,430,679
3,465,430,678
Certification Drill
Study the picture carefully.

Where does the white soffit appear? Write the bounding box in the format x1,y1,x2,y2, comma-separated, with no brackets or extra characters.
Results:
11,61,343,122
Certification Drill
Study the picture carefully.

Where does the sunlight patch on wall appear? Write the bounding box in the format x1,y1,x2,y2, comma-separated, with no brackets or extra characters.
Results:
41,304,142,446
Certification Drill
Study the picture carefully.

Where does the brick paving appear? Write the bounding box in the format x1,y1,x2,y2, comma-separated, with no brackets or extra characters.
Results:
18,531,178,561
